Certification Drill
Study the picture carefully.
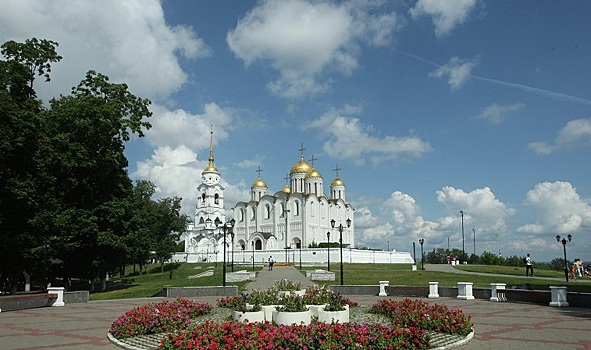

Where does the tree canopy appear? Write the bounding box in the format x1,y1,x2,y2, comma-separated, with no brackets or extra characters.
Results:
0,38,186,293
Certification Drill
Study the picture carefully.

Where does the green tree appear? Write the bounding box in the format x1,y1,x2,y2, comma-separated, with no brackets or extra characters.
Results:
36,70,152,290
0,39,61,293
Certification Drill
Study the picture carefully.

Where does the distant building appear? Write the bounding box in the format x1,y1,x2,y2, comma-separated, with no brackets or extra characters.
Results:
232,145,354,259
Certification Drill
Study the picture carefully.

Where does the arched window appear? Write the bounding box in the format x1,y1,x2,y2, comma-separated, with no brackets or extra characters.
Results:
264,204,271,219
214,193,219,204
294,201,300,216
201,193,206,202
199,217,205,225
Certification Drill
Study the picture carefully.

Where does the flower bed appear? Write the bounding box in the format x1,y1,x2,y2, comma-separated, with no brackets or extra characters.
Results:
160,321,428,350
109,298,212,339
370,299,473,336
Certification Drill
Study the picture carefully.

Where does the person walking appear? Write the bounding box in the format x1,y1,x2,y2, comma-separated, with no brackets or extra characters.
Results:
525,253,534,277
268,256,274,271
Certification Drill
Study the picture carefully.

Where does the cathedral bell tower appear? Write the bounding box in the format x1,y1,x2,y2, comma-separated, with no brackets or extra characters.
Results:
195,126,225,229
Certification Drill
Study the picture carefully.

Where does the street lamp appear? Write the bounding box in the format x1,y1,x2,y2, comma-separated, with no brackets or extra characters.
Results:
326,231,331,271
218,218,235,287
556,234,572,282
473,228,476,257
460,211,465,263
251,241,255,271
299,239,302,270
230,231,235,272
331,218,351,286
418,238,425,270
412,242,416,263
284,208,290,264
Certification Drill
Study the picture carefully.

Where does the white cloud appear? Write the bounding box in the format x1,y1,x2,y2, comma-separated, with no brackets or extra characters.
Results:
474,103,525,124
226,0,401,100
529,118,591,154
306,107,432,165
430,56,477,90
0,0,210,103
436,186,515,246
410,0,478,37
146,103,232,150
518,181,591,235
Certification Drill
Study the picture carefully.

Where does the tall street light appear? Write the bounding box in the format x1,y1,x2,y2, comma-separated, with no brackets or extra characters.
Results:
460,211,465,263
556,234,572,282
299,239,302,270
412,242,416,264
251,241,255,271
230,231,235,272
284,208,290,264
331,218,351,286
472,228,476,257
418,238,425,270
217,218,235,287
326,231,331,271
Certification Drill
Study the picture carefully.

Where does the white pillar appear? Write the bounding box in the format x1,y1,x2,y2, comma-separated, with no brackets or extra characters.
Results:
412,265,417,271
490,283,506,302
549,286,569,307
428,282,439,298
457,282,474,300
47,287,65,307
379,280,389,297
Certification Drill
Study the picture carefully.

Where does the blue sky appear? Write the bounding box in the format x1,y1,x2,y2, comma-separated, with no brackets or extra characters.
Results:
2,0,590,262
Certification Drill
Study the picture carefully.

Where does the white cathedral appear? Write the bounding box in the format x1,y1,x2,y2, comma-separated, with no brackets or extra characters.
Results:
181,129,413,265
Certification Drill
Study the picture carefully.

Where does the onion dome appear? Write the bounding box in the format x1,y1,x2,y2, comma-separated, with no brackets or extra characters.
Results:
251,177,268,188
331,177,345,186
290,157,313,174
306,168,322,178
281,184,291,193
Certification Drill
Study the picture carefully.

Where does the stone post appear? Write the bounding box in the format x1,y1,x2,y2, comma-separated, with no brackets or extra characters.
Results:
549,286,569,307
457,282,474,300
490,283,506,302
378,280,389,297
47,287,65,307
412,265,417,271
428,282,439,298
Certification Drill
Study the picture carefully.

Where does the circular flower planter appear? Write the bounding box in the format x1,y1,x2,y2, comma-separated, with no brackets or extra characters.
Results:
260,305,277,322
318,308,349,324
272,310,311,325
232,310,265,323
307,304,326,317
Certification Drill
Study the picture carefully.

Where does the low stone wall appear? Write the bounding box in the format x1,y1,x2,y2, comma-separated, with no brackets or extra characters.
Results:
64,291,89,304
308,270,335,281
0,293,57,312
330,285,379,295
163,286,238,298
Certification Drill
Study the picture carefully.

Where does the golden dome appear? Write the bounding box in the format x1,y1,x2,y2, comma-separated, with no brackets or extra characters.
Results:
251,177,267,188
331,177,345,186
281,184,291,193
203,162,219,173
306,168,322,178
290,157,313,174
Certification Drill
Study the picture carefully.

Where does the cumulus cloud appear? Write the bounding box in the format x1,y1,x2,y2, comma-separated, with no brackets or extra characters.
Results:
410,0,478,37
518,181,591,234
436,186,515,246
226,0,401,100
529,118,591,154
474,103,525,124
430,56,478,90
306,107,432,165
0,0,210,103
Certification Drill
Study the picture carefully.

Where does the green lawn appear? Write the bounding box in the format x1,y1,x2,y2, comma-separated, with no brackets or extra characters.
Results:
88,262,591,300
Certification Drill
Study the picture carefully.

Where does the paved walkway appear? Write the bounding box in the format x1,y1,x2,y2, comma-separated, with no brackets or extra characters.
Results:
243,265,316,292
1,266,591,349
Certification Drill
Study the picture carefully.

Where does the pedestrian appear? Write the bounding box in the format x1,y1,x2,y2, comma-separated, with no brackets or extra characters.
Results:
525,253,534,277
268,256,274,271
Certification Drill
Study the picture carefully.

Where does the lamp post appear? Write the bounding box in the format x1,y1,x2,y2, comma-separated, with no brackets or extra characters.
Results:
412,242,416,263
326,231,331,271
43,239,50,291
251,241,255,271
299,239,302,270
556,234,572,282
418,238,424,270
460,211,465,263
218,219,235,287
331,218,351,286
472,228,476,257
230,231,235,272
284,208,290,264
